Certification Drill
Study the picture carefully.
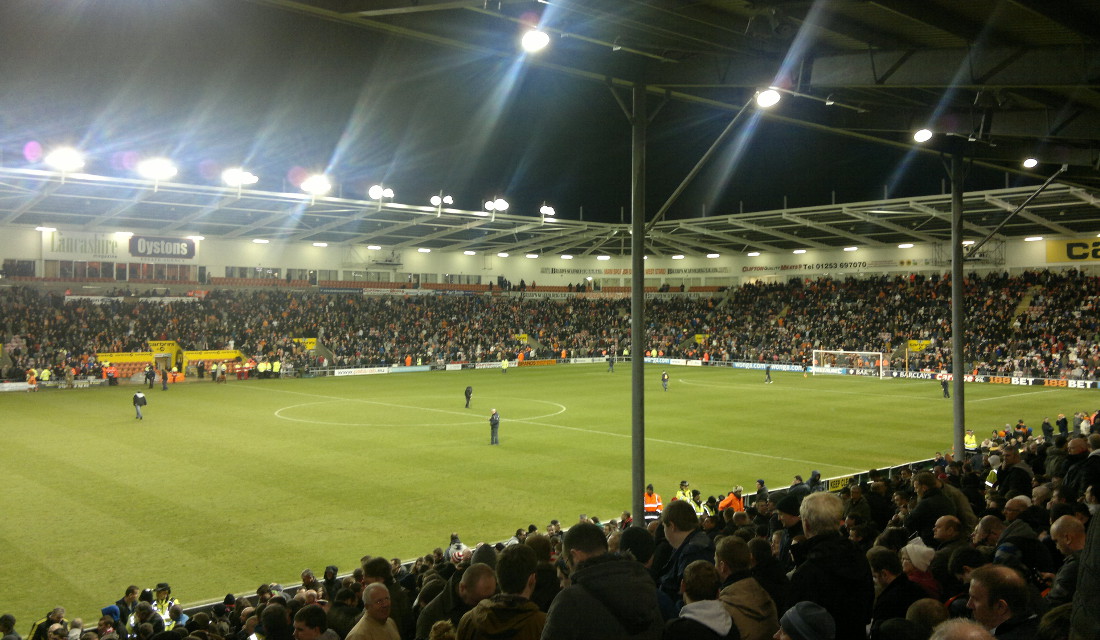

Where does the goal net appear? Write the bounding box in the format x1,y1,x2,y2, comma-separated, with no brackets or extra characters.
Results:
812,350,887,378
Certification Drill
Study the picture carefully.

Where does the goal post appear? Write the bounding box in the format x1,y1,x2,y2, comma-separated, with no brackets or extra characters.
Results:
812,350,887,378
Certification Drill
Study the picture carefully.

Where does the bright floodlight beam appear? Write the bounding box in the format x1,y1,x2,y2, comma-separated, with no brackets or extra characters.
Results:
45,147,85,173
136,157,178,182
1023,157,1038,168
913,129,933,143
301,174,331,196
540,204,555,217
521,29,550,53
485,198,510,212
755,88,781,108
222,167,259,187
368,184,394,200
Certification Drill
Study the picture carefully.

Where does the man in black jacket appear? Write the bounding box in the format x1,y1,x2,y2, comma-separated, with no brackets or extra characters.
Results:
787,492,875,640
905,471,957,546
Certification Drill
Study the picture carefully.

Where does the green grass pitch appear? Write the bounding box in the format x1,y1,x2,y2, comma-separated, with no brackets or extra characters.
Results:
0,364,1080,624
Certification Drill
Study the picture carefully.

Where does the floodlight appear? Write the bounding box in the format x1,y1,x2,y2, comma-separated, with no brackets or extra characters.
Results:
252,239,270,244
186,235,205,241
115,231,134,238
222,167,259,187
137,157,177,181
497,252,509,258
463,250,476,256
540,204,556,216
961,240,975,246
898,243,914,249
521,29,550,52
913,129,933,143
312,242,328,247
485,198,509,212
755,89,781,108
843,247,858,252
301,174,331,196
36,226,57,232
368,184,393,200
367,245,381,250
561,254,573,260
597,255,611,261
1023,158,1038,168
706,253,720,258
429,194,454,207
793,249,807,254
1024,236,1043,242
747,251,760,257
45,147,85,173
671,254,685,260
525,253,538,259
418,247,431,253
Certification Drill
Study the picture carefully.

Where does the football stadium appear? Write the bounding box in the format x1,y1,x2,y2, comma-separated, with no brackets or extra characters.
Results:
3,1,1100,640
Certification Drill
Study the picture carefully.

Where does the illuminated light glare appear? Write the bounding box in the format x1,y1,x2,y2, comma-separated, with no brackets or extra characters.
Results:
115,231,134,238
252,239,270,244
45,147,85,173
525,254,538,259
312,242,328,247
366,245,381,250
747,251,760,257
36,226,56,232
643,256,648,260
463,250,476,256
913,129,933,143
671,254,685,260
561,255,573,260
706,253,720,259
483,198,510,212
1024,236,1043,242
520,29,550,53
137,157,178,181
843,246,858,252
792,249,807,254
898,243,914,249
430,194,454,207
540,204,555,216
755,89,781,108
222,167,259,187
585,276,593,282
597,255,611,261
368,184,394,200
497,252,509,258
186,235,205,241
961,240,975,246
417,247,431,253
300,174,331,196
1023,158,1038,169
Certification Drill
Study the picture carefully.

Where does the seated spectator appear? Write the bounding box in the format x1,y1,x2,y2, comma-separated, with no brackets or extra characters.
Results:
928,619,994,640
866,547,927,639
456,544,544,640
966,565,1038,638
662,560,736,640
291,605,338,640
776,602,835,640
1043,515,1085,607
904,598,947,638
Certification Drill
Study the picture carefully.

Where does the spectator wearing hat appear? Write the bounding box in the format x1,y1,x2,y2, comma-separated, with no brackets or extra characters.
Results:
151,584,179,630
414,564,496,640
901,540,939,600
715,536,778,640
719,486,745,513
777,602,835,640
774,495,803,573
663,560,736,640
644,484,663,524
788,492,874,640
321,567,340,602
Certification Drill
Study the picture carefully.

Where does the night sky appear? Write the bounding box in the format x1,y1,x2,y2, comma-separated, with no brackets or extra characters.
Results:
0,0,1029,224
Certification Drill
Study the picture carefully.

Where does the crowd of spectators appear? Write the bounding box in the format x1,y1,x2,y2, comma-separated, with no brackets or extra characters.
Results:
3,268,1099,382
4,421,1098,640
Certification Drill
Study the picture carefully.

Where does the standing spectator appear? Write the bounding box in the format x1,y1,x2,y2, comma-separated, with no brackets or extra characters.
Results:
488,410,500,445
1044,515,1085,607
965,565,1037,638
1,615,21,640
658,500,715,604
346,583,400,640
866,547,926,637
905,472,956,546
540,522,662,639
292,604,339,640
644,484,663,524
29,610,66,640
754,480,768,506
788,492,874,640
456,544,544,640
715,536,778,640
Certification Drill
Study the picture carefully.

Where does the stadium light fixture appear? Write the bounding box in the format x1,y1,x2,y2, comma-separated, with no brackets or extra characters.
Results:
136,157,177,191
525,253,538,259
497,252,509,258
186,235,205,241
418,247,431,253
843,246,858,252
430,193,454,216
792,249,806,254
747,251,760,257
115,231,133,238
312,242,328,247
913,129,933,143
368,184,394,200
366,245,381,250
755,88,781,109
961,240,975,246
561,254,573,260
1024,236,1043,242
463,250,476,256
44,147,85,177
36,226,57,232
898,243,914,249
597,255,611,261
521,29,550,53
300,174,331,203
1023,158,1038,168
706,253,720,259
252,239,269,244
671,254,685,260
540,203,555,219
222,167,259,196
484,198,509,212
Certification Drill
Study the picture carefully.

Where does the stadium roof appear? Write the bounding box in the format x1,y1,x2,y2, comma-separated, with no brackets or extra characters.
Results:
3,167,1098,256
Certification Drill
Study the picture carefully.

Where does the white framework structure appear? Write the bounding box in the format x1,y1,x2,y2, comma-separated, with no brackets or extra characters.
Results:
812,350,887,378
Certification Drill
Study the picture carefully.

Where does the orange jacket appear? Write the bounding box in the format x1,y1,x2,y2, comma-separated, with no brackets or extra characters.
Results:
643,492,663,513
718,492,744,512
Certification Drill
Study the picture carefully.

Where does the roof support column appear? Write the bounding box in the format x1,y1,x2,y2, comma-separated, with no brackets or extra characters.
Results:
630,80,647,526
949,154,966,460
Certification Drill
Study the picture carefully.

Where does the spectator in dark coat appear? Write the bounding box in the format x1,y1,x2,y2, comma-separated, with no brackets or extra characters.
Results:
657,500,716,605
787,492,875,640
866,547,928,639
905,472,957,546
